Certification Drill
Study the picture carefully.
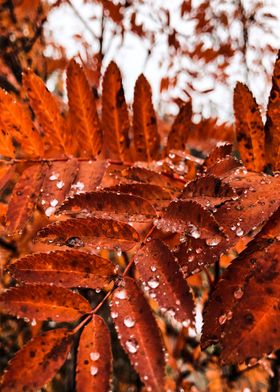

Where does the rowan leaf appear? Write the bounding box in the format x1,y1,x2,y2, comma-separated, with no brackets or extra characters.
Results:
71,160,108,195
167,101,192,151
111,277,166,391
5,164,45,236
135,239,194,325
10,250,116,289
0,88,44,158
0,284,91,322
102,61,130,160
39,159,79,216
221,241,280,363
76,315,112,391
59,191,157,221
36,217,140,250
0,328,72,392
132,74,160,161
67,59,102,157
23,70,68,156
265,51,280,171
234,82,265,172
0,120,15,158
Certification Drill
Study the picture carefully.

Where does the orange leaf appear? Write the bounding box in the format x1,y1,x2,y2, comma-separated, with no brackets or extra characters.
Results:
133,74,160,161
67,59,102,157
36,217,140,251
102,62,130,160
167,101,192,151
10,250,116,289
76,315,112,391
23,70,68,156
0,284,91,322
265,51,280,171
5,164,45,236
234,82,265,172
0,328,72,391
135,239,194,325
111,277,165,391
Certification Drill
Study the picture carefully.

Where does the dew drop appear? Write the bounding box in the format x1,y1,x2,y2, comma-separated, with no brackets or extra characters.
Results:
50,199,58,207
111,311,118,319
90,352,100,361
150,266,157,272
31,318,37,326
45,206,56,217
206,236,221,246
115,289,127,300
90,366,98,376
49,173,59,181
234,287,243,299
147,277,159,289
56,180,65,189
125,338,139,354
236,227,244,237
124,316,135,328
219,314,227,325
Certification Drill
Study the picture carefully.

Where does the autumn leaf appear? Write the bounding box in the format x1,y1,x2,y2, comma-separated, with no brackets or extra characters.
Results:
0,284,91,322
133,74,160,161
0,328,72,392
102,61,130,160
67,59,102,157
10,250,116,289
76,315,112,391
167,101,192,151
111,277,166,391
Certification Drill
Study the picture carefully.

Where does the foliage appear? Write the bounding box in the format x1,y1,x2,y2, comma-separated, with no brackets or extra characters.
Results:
0,1,279,391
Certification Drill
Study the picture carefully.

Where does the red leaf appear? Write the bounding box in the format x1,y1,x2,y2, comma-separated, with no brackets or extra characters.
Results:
0,284,91,322
10,250,116,289
167,101,192,151
111,277,166,391
76,315,112,391
0,328,72,391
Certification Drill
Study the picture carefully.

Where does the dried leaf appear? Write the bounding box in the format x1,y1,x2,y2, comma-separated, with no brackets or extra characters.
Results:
23,70,68,156
59,191,157,221
36,217,140,250
0,328,72,392
135,239,194,325
203,143,232,170
111,277,165,391
0,284,91,322
10,250,116,289
5,164,45,236
265,51,280,171
133,74,160,161
167,101,192,151
67,59,102,157
102,62,130,160
234,82,265,172
76,315,112,391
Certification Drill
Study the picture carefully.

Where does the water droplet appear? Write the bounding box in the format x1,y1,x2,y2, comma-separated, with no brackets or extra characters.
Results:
50,199,58,207
115,289,127,300
150,266,157,272
66,237,84,248
56,180,65,189
49,173,59,181
90,366,98,376
45,206,56,217
189,225,200,239
206,236,221,246
188,255,195,262
219,314,227,325
90,352,100,361
125,338,139,354
234,287,243,299
95,288,101,293
166,307,176,317
111,311,118,319
31,318,36,326
236,227,244,237
147,277,159,289
124,316,135,328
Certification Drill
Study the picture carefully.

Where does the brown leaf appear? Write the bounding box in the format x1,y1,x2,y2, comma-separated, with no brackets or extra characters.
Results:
0,88,44,158
133,74,160,161
0,328,72,392
203,143,232,170
156,200,224,240
0,165,15,194
59,191,157,222
23,70,68,156
10,250,116,289
0,121,15,158
135,239,194,325
36,217,140,251
265,51,280,171
167,101,192,151
111,277,165,391
76,315,112,391
206,156,242,178
221,241,280,363
234,82,265,172
71,160,108,195
39,159,79,216
0,284,91,322
102,62,130,160
5,164,45,236
67,59,102,157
